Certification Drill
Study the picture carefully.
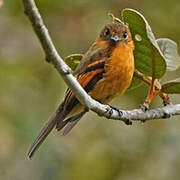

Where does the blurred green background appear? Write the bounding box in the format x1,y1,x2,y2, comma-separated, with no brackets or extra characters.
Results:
0,0,180,179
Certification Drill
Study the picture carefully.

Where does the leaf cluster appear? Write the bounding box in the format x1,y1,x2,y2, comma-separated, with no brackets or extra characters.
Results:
65,9,180,97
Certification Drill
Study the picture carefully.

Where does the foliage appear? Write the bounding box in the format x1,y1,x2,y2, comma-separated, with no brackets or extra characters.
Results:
162,78,180,94
65,9,180,97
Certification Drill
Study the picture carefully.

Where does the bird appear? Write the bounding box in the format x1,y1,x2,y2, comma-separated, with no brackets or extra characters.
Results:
28,22,135,158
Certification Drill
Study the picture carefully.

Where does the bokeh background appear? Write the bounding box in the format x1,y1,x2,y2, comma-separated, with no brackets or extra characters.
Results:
0,0,180,179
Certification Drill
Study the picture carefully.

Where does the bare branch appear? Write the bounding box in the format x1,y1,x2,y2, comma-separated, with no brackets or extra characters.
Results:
22,0,180,123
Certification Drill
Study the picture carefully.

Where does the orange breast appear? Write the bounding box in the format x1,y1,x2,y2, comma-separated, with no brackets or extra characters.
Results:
89,41,134,103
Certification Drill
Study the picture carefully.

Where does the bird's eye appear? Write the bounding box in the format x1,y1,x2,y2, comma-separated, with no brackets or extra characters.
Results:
123,32,128,39
104,28,110,36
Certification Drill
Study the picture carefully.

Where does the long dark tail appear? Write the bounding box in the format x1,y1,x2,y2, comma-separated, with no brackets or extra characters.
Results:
28,104,87,159
28,104,66,159
56,110,87,136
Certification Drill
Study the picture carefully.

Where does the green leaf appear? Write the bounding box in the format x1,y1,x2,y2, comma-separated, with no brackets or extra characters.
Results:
64,54,83,71
156,38,180,71
122,8,166,79
162,78,180,94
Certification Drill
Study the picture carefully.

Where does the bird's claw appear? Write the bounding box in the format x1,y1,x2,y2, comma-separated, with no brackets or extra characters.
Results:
108,105,123,118
107,105,132,125
107,107,113,119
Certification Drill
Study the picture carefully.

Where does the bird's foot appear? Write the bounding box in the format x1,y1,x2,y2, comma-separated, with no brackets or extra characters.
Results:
109,105,123,117
108,105,132,125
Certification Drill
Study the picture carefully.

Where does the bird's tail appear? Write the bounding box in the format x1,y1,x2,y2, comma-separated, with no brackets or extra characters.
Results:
28,104,66,159
57,110,87,136
28,104,87,159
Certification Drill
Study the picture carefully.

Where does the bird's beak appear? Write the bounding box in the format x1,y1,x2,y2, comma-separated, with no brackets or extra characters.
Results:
110,36,121,42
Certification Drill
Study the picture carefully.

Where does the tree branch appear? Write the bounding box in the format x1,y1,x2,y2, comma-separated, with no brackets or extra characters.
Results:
22,0,180,124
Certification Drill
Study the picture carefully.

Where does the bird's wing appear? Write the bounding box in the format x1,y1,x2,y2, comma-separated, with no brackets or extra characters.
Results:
74,40,108,75
62,57,106,110
28,103,65,159
56,57,107,133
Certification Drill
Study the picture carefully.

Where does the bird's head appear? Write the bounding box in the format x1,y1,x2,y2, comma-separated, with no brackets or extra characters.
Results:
99,22,132,46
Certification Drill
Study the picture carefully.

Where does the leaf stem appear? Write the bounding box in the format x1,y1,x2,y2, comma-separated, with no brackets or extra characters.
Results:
134,70,169,104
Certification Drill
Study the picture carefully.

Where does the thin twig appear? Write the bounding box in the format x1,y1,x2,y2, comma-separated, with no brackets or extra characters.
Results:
22,0,180,123
134,70,170,105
